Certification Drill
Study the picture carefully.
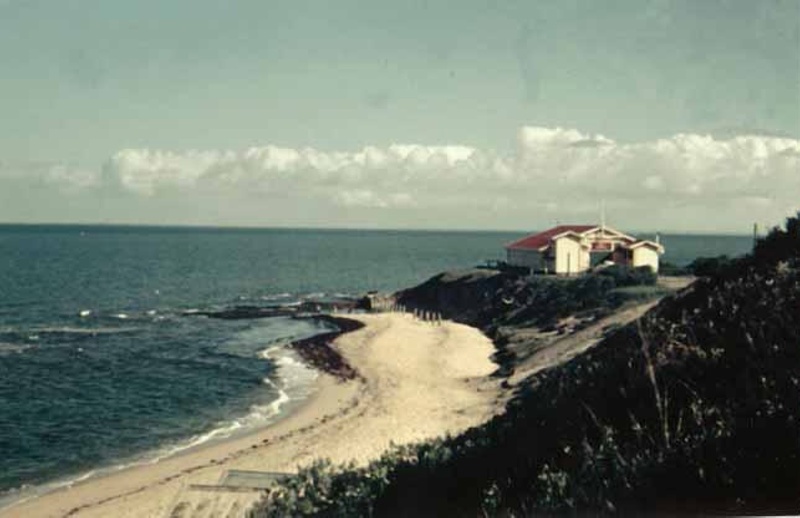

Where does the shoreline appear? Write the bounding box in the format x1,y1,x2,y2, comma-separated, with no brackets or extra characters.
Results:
0,315,367,517
1,372,360,518
2,313,503,518
0,348,313,512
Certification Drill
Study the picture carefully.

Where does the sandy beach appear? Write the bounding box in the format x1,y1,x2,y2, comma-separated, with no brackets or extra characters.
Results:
3,313,503,518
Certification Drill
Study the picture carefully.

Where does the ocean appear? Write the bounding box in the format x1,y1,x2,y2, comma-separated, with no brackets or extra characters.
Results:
0,224,752,503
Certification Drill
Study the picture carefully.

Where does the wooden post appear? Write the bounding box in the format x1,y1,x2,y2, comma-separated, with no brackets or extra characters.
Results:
753,222,759,249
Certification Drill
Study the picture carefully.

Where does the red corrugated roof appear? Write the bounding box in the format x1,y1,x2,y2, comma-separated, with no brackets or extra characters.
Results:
505,225,598,250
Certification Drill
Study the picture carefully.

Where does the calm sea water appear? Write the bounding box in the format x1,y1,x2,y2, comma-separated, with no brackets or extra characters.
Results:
0,225,752,500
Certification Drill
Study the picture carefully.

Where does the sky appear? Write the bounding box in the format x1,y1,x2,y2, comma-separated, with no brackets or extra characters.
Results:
0,0,798,232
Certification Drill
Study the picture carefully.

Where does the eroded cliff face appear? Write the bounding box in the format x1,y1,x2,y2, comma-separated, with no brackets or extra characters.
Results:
393,267,679,380
393,269,516,328
394,267,628,332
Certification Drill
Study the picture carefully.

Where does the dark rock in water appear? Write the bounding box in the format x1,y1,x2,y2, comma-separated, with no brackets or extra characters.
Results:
288,315,364,381
184,302,365,380
314,314,365,334
183,299,364,380
187,306,289,319
184,299,359,320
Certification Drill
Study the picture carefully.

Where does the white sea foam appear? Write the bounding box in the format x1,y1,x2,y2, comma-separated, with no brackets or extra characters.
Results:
265,346,320,397
147,346,313,460
148,402,285,463
0,468,99,512
257,344,288,360
0,338,320,513
0,343,32,355
261,292,292,301
0,347,311,512
67,470,97,485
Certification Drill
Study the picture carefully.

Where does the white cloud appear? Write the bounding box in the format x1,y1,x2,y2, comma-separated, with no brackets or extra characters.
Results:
3,127,798,231
334,189,415,209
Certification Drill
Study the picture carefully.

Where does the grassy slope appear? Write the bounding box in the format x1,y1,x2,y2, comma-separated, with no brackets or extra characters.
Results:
250,213,800,517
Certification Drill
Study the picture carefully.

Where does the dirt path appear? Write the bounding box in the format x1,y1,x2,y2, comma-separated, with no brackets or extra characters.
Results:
508,277,694,385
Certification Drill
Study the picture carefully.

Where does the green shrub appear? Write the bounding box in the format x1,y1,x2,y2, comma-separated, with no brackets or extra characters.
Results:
658,261,690,276
687,255,733,277
597,264,658,286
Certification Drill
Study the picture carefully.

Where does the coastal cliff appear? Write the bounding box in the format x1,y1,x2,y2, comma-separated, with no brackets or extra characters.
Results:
250,212,800,516
394,269,510,327
395,263,671,377
395,263,661,330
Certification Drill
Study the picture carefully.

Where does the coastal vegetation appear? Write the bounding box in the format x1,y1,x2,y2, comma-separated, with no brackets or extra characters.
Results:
393,263,658,331
249,212,800,516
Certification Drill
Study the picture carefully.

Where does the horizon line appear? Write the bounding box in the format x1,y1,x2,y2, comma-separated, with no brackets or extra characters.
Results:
0,220,755,237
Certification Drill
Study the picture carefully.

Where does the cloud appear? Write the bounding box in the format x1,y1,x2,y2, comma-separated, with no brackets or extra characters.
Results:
3,127,798,232
0,161,99,191
708,126,798,140
102,143,484,198
569,139,615,149
334,190,414,209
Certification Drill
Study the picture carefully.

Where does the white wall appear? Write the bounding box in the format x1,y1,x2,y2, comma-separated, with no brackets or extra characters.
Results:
553,237,587,275
632,247,660,273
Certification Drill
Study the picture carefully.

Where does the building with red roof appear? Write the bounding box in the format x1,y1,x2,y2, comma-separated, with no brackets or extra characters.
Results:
505,224,664,275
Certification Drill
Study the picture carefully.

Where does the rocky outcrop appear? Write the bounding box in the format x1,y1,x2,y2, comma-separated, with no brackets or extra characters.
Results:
184,299,360,320
288,315,364,381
